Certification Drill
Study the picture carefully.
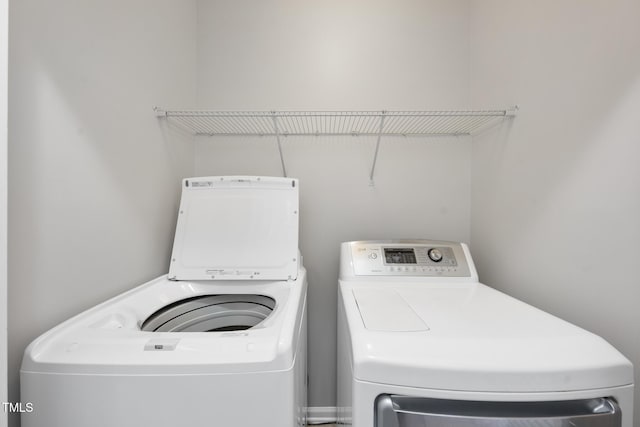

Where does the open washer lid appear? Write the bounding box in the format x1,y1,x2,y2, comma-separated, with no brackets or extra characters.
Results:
169,176,299,281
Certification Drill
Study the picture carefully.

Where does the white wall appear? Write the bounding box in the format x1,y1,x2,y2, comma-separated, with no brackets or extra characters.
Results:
8,1,197,425
1,0,8,425
470,1,640,425
195,0,472,408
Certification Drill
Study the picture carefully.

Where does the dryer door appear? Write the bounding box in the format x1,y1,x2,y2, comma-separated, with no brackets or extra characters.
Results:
375,395,621,427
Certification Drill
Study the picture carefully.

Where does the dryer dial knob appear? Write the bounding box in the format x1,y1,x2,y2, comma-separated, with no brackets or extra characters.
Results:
428,248,443,262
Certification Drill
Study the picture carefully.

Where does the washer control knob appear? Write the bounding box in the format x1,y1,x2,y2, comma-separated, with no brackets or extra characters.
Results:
368,253,378,260
428,248,443,262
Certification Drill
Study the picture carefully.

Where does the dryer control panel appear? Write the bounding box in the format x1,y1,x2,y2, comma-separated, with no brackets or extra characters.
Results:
347,240,472,277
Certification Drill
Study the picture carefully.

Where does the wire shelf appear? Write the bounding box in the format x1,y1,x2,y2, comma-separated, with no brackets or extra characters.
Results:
155,108,517,182
155,109,516,137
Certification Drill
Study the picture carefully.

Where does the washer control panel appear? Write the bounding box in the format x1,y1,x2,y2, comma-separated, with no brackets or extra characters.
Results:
350,240,471,277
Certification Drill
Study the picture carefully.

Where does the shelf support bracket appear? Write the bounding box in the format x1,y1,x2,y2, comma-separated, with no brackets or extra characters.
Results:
506,105,519,116
271,112,287,177
369,111,387,185
153,106,167,117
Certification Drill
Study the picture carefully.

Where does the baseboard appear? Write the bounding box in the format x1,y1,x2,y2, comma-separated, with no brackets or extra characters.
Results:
306,406,337,424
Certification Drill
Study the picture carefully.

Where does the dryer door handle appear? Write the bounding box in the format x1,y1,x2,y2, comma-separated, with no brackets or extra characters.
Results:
374,395,621,427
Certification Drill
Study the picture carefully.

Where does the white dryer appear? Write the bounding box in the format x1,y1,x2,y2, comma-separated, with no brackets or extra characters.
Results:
21,176,308,427
337,240,634,427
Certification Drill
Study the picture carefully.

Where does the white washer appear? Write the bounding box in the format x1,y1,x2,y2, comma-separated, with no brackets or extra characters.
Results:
21,176,308,427
338,240,634,427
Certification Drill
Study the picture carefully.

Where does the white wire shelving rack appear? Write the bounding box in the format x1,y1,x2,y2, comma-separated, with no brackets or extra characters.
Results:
154,108,517,182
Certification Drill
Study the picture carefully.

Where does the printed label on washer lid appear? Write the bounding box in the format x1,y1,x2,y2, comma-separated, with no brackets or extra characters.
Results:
190,181,213,188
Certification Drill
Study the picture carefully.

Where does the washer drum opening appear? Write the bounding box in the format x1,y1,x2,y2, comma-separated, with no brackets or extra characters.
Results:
141,294,276,332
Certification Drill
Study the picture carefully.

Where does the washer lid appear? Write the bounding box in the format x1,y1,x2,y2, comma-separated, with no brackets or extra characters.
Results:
169,176,299,281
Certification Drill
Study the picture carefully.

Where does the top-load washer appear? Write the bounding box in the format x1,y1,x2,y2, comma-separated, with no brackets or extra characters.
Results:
337,240,634,427
21,176,308,427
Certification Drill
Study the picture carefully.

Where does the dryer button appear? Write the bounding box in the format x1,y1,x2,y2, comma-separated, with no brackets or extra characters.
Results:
428,248,443,262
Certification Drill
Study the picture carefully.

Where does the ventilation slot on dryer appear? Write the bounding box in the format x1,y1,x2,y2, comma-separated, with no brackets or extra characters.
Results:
141,295,276,332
